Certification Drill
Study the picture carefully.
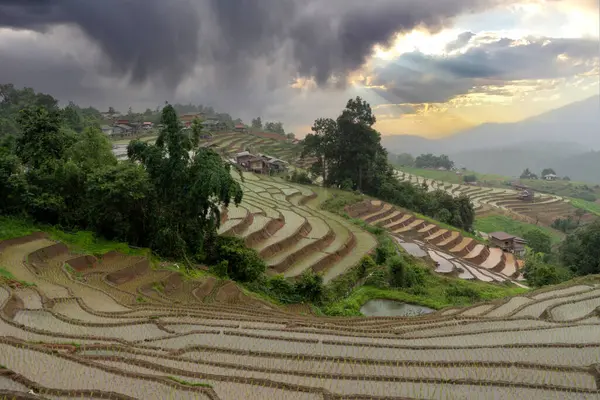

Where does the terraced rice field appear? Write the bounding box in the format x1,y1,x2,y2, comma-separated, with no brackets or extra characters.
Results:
396,171,582,225
221,173,376,283
1,234,600,399
348,199,529,287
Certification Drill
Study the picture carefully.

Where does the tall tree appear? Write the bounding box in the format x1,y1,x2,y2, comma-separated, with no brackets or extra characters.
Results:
251,117,263,130
128,104,243,259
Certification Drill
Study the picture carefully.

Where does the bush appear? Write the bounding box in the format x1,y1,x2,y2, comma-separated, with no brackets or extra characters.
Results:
388,255,427,289
207,236,265,282
524,252,571,287
445,284,481,302
374,237,396,265
287,170,313,185
522,229,552,254
295,271,324,304
209,260,229,279
463,175,477,183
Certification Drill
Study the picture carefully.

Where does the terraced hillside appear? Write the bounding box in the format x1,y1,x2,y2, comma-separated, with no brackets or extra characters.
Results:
397,171,582,225
219,172,376,283
2,233,600,399
348,200,528,287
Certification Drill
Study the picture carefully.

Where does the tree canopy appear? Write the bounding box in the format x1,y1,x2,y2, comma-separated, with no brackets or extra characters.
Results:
414,154,454,170
0,101,243,262
559,220,600,276
302,97,475,231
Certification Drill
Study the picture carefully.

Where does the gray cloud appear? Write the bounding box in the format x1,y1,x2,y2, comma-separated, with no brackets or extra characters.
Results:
0,0,513,88
371,35,600,105
445,31,475,52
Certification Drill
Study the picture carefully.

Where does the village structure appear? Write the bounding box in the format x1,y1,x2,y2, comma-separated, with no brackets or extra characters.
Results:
488,231,528,256
234,151,288,175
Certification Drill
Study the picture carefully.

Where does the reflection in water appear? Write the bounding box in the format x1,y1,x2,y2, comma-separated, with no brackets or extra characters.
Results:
360,299,435,317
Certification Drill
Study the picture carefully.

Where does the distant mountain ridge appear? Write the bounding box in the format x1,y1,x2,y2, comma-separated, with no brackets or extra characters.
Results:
382,95,600,182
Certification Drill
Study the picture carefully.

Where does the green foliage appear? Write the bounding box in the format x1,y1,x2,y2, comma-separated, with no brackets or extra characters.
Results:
209,260,229,279
463,174,477,183
551,216,579,234
393,153,415,167
541,168,556,178
207,236,265,282
0,267,35,287
475,215,562,244
388,255,427,289
520,168,538,179
445,284,481,302
374,236,396,265
414,153,454,170
524,251,571,287
294,271,324,304
287,170,312,185
559,220,600,276
522,228,553,254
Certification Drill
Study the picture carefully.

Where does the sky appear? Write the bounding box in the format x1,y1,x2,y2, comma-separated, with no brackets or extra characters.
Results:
0,0,598,138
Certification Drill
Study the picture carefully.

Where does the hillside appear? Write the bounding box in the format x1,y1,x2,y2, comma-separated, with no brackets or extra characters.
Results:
1,231,600,398
382,95,600,182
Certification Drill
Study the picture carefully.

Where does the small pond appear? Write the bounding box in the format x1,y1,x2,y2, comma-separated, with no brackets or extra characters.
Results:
360,299,435,317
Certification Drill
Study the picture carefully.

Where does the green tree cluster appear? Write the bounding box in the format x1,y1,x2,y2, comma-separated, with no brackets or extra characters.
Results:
559,220,600,276
0,102,244,265
414,153,454,170
264,121,285,135
302,97,475,231
520,168,538,179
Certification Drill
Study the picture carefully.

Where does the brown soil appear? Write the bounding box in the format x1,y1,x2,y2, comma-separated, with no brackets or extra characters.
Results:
259,218,312,259
2,293,24,319
66,255,98,272
28,243,69,264
105,259,150,285
192,276,217,301
0,232,48,251
271,228,336,273
244,216,284,247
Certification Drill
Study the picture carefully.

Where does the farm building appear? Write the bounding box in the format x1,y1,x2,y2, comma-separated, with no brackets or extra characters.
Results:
234,123,248,133
235,151,254,166
112,124,133,135
180,113,204,124
100,125,113,135
142,122,153,130
268,158,288,173
247,156,270,174
489,232,527,256
544,173,558,181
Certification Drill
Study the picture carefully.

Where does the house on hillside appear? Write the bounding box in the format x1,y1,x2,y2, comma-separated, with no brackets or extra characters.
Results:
247,156,270,174
100,125,113,135
142,122,153,130
234,124,248,133
112,124,133,135
544,173,558,181
517,189,534,202
489,232,527,256
268,158,288,173
235,151,254,166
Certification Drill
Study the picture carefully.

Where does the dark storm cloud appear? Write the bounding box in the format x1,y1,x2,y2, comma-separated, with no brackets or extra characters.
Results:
371,35,600,105
0,0,200,86
0,0,511,87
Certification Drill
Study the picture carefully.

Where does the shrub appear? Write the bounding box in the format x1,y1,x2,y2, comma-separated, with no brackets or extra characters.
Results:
374,238,396,265
388,255,427,289
524,251,571,287
445,284,481,301
522,229,552,254
209,260,229,279
207,236,265,282
295,271,324,304
287,170,313,185
463,175,477,183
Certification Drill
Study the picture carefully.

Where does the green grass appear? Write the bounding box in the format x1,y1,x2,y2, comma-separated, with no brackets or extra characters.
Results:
569,198,600,217
0,216,150,257
0,267,36,287
324,277,528,316
474,214,564,244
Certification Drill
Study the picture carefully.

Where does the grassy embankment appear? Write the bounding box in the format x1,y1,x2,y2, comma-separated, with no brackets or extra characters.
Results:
318,191,529,316
474,215,564,245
